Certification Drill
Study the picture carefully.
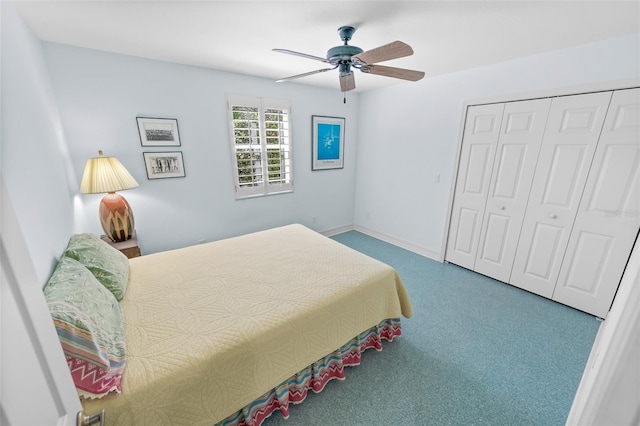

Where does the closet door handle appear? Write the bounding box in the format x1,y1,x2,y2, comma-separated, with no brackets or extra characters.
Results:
499,205,506,210
549,214,558,219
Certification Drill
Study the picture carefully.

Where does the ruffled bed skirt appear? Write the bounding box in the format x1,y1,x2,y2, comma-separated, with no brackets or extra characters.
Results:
219,318,402,426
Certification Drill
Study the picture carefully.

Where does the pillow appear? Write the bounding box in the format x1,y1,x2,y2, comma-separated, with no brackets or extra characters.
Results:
63,233,129,300
44,256,126,398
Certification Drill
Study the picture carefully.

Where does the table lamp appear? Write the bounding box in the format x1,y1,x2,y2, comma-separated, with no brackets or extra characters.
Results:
80,150,139,242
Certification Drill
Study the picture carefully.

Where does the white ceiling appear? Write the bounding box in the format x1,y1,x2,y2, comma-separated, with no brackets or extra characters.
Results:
13,1,640,93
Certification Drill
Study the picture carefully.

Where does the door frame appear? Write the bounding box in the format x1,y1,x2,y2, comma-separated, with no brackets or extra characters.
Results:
1,177,82,425
565,235,640,424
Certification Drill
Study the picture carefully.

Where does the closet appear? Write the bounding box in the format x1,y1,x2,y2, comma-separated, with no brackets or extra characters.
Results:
446,87,640,318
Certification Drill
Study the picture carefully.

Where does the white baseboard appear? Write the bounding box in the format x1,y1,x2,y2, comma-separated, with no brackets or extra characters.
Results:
319,224,355,237
352,225,441,261
319,224,442,262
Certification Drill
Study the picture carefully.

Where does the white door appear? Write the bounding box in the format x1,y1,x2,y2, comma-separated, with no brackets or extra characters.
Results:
553,88,640,317
510,91,613,298
446,103,504,270
474,98,551,282
1,178,82,426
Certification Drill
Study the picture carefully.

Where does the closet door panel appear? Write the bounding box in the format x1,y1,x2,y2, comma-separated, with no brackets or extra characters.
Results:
553,88,640,317
523,222,566,281
510,91,613,298
475,98,551,282
446,103,504,269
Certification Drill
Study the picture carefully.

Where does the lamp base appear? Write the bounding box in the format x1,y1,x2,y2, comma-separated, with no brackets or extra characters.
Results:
99,192,135,242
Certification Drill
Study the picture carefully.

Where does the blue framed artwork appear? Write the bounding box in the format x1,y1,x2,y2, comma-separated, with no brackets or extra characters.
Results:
312,115,345,170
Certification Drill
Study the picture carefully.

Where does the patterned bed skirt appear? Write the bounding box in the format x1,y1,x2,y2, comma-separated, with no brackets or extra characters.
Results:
219,318,402,426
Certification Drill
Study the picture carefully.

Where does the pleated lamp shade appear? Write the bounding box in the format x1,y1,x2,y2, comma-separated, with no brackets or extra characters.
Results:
81,151,139,242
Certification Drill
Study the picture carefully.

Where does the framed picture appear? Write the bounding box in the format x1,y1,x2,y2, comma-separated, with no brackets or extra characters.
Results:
312,115,345,170
137,117,181,146
143,152,186,179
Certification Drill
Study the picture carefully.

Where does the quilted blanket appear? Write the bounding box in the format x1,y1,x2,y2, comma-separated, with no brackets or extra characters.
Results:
82,224,412,425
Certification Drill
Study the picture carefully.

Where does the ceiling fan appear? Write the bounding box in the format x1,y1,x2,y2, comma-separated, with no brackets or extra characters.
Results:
273,26,425,93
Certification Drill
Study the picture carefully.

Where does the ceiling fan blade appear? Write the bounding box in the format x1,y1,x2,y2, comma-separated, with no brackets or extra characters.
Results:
340,73,356,92
361,65,425,81
273,49,332,64
276,67,337,83
352,41,413,65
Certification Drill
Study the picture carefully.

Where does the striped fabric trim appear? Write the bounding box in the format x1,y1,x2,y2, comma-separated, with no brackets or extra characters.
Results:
67,356,123,399
53,316,126,398
219,318,402,426
54,318,126,370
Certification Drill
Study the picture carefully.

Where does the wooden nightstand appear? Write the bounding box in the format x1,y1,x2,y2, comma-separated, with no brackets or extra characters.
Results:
101,232,142,259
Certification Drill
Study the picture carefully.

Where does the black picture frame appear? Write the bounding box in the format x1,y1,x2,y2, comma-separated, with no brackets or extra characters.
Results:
137,117,181,147
143,151,186,179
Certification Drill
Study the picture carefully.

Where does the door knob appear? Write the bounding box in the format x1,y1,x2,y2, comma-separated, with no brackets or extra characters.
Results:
499,205,506,210
549,214,557,219
77,410,105,426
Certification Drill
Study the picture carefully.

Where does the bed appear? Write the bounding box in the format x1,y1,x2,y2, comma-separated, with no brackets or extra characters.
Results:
44,224,412,425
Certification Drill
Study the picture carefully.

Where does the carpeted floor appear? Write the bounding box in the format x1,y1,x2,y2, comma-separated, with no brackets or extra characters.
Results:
262,230,600,426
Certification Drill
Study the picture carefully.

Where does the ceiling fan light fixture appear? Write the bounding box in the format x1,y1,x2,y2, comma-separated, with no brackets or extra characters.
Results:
338,63,351,76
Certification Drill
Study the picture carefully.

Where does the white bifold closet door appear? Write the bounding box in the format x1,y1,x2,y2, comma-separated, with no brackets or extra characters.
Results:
552,88,640,317
510,91,613,298
445,103,504,270
474,98,551,282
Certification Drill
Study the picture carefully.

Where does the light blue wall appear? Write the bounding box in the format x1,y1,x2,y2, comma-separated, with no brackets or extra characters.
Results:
3,0,639,271
355,33,640,258
42,44,359,254
0,2,78,285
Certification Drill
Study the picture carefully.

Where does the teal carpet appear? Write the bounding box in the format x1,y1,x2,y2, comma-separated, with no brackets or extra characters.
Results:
263,230,600,425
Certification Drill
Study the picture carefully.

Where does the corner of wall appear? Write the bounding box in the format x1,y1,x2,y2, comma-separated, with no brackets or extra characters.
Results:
1,1,77,285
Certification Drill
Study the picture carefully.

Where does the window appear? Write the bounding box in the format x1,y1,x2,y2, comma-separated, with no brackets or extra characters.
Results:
227,95,292,199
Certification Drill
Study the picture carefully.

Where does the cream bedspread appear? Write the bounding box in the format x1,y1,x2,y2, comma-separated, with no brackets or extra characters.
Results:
82,224,412,425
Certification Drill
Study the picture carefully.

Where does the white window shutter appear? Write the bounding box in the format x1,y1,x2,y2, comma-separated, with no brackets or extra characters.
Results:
227,95,293,199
